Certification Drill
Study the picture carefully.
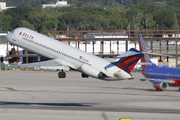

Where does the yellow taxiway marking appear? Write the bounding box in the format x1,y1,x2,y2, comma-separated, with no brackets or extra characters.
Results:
6,87,52,102
0,108,7,113
6,87,17,91
171,104,180,106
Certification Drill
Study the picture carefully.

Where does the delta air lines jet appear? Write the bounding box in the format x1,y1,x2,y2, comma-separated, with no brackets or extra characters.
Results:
138,34,180,91
6,27,143,81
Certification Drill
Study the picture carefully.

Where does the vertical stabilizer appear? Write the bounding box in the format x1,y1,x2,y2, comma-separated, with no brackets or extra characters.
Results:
138,34,154,68
112,48,144,74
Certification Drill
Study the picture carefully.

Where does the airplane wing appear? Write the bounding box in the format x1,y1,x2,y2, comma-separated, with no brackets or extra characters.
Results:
18,59,69,70
132,77,175,84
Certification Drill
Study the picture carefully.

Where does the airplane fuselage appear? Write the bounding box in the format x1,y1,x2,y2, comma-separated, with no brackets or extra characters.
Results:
144,65,180,87
6,28,131,80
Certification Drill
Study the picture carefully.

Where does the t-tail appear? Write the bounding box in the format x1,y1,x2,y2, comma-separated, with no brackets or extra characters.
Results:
138,34,155,69
112,48,144,74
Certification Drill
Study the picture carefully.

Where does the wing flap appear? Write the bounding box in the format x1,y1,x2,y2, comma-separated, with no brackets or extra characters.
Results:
18,59,69,70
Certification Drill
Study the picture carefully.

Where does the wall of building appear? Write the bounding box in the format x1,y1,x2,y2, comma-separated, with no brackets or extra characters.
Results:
0,2,15,12
42,0,70,9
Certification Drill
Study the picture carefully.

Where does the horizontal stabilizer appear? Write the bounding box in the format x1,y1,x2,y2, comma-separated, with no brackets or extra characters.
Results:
117,49,142,58
142,52,172,57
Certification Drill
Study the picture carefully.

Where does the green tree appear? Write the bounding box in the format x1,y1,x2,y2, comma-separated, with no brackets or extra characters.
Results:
143,13,156,30
42,16,58,31
28,11,49,32
0,13,12,32
18,20,35,30
171,13,179,30
108,8,128,30
4,6,35,29
132,12,143,30
126,6,144,30
153,9,174,30
126,3,158,30
132,3,157,14
153,1,166,10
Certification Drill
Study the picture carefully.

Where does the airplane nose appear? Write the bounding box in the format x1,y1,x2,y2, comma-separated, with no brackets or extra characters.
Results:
6,32,12,42
6,32,10,39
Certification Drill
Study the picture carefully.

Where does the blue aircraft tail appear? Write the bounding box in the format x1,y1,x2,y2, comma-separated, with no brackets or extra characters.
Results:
112,48,144,74
138,34,155,69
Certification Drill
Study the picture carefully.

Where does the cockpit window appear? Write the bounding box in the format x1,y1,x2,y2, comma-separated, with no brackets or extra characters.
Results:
11,30,14,34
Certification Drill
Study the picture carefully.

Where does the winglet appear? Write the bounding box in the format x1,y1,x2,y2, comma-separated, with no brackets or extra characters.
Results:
112,48,144,74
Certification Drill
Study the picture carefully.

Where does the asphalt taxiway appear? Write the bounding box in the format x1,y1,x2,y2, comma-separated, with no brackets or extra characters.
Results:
0,70,180,120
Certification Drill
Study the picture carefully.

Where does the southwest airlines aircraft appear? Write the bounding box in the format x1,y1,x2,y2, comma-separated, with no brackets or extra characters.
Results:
6,27,143,81
138,34,180,91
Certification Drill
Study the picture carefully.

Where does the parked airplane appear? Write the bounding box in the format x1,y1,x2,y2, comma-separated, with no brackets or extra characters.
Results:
138,34,180,91
6,27,143,81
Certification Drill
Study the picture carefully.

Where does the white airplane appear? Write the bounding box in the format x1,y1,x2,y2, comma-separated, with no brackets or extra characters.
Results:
6,27,144,81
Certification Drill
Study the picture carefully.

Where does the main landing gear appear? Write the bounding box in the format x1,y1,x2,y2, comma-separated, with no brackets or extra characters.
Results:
58,71,89,79
156,89,163,91
58,70,66,78
81,73,89,78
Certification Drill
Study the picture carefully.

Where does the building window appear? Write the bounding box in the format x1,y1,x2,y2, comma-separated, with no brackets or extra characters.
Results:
0,36,6,44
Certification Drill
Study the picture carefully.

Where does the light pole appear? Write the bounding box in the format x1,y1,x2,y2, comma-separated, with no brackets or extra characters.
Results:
81,25,83,38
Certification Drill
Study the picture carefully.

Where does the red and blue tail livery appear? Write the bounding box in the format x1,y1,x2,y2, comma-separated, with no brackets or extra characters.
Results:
112,48,144,74
138,34,180,91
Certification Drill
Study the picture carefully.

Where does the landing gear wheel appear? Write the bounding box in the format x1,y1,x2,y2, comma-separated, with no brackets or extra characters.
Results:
81,73,89,78
156,89,162,91
58,71,66,78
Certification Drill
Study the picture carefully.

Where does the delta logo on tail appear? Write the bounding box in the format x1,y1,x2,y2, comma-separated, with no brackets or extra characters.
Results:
138,34,180,91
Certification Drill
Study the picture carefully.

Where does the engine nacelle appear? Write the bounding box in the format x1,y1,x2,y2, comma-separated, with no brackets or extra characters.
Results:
153,81,168,91
79,64,106,79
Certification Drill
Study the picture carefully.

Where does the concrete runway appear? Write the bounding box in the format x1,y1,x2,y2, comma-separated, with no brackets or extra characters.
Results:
0,70,180,120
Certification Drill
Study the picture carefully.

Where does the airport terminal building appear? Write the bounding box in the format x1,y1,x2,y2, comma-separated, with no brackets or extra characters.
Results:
0,33,9,63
